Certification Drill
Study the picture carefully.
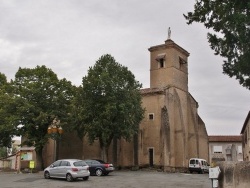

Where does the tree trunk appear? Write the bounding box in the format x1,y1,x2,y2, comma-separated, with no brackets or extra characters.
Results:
100,145,109,162
56,139,59,160
112,138,117,166
35,147,44,170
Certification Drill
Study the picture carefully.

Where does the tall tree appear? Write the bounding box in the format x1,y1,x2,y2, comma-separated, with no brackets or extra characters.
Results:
0,73,17,148
78,54,144,161
12,65,75,169
184,0,250,89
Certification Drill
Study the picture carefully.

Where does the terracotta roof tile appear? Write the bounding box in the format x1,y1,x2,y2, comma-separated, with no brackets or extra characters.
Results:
208,135,242,142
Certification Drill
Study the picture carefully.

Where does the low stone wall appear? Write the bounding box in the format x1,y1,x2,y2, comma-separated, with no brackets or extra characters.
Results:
217,161,250,188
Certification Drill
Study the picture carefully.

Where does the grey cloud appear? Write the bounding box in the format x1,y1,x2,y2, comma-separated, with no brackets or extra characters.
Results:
0,0,249,135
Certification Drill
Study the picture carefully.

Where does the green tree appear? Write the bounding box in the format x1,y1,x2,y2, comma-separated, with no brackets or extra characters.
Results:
184,0,250,89
0,147,7,158
12,65,76,169
0,73,17,148
78,54,144,161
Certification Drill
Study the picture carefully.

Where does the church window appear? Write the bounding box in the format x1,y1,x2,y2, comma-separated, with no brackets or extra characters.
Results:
159,58,164,68
148,113,154,120
179,57,187,64
155,53,166,68
213,146,222,153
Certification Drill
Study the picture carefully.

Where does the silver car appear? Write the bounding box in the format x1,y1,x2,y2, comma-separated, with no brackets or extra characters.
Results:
44,159,90,182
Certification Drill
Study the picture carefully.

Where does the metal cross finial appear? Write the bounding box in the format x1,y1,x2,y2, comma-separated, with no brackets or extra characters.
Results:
168,27,171,39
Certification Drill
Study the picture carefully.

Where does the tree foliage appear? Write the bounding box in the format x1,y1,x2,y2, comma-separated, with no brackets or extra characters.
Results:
0,147,7,158
184,0,250,89
0,73,17,148
11,65,75,168
77,54,144,160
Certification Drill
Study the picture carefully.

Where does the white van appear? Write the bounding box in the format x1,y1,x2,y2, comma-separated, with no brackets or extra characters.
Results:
188,158,209,174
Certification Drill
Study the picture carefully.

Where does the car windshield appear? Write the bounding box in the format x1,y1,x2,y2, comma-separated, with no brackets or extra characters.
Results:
74,161,87,167
190,160,195,164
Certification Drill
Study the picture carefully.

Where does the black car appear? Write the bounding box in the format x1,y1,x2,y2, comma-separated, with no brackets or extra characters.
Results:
83,159,114,176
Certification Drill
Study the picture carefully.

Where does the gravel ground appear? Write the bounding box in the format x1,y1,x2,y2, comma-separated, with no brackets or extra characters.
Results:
0,170,211,188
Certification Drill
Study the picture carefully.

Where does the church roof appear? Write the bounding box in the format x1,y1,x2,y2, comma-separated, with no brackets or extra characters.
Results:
148,39,190,57
140,88,199,108
140,88,165,95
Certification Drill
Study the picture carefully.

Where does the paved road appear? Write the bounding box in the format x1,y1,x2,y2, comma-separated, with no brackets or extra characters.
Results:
0,170,211,188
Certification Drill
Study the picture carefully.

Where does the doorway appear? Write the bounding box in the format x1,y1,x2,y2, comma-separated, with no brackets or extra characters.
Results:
149,148,154,167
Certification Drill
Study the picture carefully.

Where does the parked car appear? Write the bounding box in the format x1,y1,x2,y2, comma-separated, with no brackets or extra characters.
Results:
188,158,209,174
44,159,90,182
83,159,114,176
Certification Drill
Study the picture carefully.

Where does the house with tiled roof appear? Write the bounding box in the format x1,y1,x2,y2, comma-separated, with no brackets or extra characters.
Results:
208,135,243,164
241,111,250,161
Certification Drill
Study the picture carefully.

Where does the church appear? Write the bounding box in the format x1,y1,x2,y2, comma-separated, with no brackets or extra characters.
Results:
44,33,209,172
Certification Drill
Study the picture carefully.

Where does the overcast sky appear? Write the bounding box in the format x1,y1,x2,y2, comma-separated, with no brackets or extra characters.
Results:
0,0,249,136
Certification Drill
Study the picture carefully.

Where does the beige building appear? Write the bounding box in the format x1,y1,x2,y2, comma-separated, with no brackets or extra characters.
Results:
208,135,243,165
132,37,208,171
241,111,250,161
44,36,209,172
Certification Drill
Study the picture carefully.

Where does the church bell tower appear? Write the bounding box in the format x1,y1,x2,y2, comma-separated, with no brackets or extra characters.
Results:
148,28,190,92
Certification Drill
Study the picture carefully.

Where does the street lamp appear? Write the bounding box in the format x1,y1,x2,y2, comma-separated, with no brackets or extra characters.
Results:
47,118,63,161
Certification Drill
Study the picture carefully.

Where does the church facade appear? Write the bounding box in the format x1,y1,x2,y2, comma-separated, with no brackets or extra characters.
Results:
111,37,209,171
44,36,209,172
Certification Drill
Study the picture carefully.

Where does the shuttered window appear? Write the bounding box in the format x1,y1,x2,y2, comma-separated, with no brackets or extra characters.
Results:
213,146,222,153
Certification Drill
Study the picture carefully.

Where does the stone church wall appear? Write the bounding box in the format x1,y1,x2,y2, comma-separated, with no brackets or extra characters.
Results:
139,92,165,167
197,116,209,161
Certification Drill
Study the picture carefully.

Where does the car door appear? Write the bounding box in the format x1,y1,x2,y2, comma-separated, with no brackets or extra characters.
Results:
49,160,61,177
57,160,70,178
204,161,209,172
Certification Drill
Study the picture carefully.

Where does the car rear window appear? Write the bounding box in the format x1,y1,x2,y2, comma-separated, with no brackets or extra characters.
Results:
95,160,105,164
74,161,87,167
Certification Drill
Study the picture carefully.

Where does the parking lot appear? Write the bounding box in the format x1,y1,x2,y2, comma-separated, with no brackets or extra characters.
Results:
0,170,211,188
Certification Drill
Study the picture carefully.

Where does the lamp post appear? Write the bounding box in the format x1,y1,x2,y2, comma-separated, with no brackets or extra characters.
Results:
47,118,63,161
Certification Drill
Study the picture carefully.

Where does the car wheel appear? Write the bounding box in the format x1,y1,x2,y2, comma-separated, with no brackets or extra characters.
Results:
44,171,50,179
83,176,89,181
95,169,103,176
66,173,74,182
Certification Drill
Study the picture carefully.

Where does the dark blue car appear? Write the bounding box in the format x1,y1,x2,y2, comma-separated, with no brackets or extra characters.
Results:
83,159,114,176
